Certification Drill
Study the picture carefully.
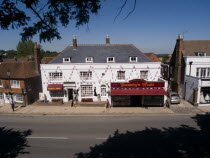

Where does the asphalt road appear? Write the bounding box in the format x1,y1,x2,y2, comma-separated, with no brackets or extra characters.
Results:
0,114,200,158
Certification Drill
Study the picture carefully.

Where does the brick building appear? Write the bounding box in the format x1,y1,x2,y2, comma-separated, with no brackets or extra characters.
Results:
170,35,210,106
0,43,42,105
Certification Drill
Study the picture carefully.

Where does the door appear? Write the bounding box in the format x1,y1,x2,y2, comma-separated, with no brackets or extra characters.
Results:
68,89,73,100
131,95,142,107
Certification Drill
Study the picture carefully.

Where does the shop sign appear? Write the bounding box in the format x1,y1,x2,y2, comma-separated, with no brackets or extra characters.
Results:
111,80,164,88
201,81,210,87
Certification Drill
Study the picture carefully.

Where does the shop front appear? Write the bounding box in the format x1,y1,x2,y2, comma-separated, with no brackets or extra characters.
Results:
199,79,210,105
111,79,167,107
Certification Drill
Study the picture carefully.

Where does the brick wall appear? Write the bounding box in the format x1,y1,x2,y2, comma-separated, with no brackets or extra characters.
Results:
0,79,25,94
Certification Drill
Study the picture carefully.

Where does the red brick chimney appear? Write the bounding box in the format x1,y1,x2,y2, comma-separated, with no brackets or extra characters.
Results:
34,42,41,74
72,35,77,49
106,35,110,44
174,34,183,94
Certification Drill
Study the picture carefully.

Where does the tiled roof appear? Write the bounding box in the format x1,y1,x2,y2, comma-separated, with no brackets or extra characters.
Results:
50,44,151,63
183,40,210,56
0,61,39,79
144,53,161,62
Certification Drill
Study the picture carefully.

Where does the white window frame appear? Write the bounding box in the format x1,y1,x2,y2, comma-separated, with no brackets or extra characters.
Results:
140,71,149,80
117,71,125,80
196,68,210,78
0,80,2,87
49,72,63,81
63,58,70,63
107,57,115,63
0,92,3,100
195,52,206,56
101,85,106,97
81,85,93,97
86,57,93,63
80,71,92,80
15,93,23,103
130,56,137,62
10,80,20,88
50,91,64,98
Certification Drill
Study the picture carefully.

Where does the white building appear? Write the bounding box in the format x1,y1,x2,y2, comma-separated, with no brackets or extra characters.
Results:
170,35,210,106
184,56,210,106
41,36,167,106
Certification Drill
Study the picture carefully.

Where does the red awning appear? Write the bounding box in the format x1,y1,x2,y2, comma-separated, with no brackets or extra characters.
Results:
111,87,167,96
47,84,63,91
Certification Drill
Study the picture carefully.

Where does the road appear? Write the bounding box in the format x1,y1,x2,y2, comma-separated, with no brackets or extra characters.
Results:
0,114,200,158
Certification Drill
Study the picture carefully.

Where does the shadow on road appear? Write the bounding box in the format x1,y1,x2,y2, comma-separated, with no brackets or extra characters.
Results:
0,127,32,158
75,113,210,158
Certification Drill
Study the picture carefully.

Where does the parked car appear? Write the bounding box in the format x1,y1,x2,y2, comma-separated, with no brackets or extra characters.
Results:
168,92,181,104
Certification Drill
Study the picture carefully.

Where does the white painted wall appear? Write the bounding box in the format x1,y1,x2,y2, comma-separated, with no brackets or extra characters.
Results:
41,62,162,102
184,75,200,104
184,56,210,77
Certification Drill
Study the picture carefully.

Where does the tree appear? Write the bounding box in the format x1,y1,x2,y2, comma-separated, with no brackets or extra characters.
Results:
0,0,101,42
16,40,34,57
0,0,136,42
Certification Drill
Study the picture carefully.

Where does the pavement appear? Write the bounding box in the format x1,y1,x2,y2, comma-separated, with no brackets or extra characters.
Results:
0,99,210,115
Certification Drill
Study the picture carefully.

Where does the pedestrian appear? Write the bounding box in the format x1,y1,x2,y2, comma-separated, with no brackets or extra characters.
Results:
106,99,110,109
71,98,74,107
11,102,15,112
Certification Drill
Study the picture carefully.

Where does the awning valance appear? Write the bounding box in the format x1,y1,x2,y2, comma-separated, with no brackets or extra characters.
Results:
47,84,63,91
111,87,167,96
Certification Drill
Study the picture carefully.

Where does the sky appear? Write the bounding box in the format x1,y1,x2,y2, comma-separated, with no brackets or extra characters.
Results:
0,0,210,54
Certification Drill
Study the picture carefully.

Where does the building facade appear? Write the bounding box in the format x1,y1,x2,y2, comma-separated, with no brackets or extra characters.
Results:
41,36,167,106
170,35,210,106
0,43,42,105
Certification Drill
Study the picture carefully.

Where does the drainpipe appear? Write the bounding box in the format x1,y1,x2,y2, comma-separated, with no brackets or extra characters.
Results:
189,61,193,76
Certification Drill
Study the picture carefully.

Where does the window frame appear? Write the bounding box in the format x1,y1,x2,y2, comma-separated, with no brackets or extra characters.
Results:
63,58,71,63
10,80,20,88
81,85,93,97
15,93,23,102
107,57,115,63
140,70,149,80
195,52,206,56
130,56,138,62
80,71,92,80
86,57,93,63
49,72,63,81
50,91,64,98
0,80,2,87
101,85,106,97
196,68,210,78
117,71,125,80
0,92,3,100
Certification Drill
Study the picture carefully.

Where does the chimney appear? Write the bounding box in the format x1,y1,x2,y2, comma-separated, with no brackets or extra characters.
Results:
174,34,183,94
34,42,41,75
72,35,77,49
106,35,110,44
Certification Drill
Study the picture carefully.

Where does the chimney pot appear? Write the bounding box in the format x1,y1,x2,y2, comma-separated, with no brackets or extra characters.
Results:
106,35,110,44
178,34,182,39
72,35,77,49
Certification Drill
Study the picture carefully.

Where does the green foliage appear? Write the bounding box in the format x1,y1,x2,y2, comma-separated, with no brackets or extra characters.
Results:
0,49,17,58
0,0,101,42
16,40,34,57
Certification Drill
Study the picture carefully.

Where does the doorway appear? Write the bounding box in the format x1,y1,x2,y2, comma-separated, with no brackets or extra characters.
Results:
68,89,73,101
131,96,142,107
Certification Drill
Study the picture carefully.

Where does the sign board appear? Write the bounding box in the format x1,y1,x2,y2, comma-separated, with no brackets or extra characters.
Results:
111,79,164,88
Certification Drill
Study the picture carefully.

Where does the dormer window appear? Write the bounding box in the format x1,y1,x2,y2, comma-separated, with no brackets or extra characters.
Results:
107,57,115,63
86,57,93,63
195,52,206,56
130,56,137,62
63,58,70,63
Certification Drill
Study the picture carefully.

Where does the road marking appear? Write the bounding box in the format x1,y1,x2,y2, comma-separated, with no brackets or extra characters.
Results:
27,136,69,140
96,137,108,140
